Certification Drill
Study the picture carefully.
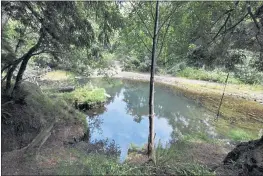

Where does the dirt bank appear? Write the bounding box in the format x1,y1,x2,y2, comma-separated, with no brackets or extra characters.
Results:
112,71,263,104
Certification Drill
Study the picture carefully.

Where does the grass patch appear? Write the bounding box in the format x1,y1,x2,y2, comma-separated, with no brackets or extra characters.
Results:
42,70,75,81
57,150,147,175
177,67,241,84
228,129,255,141
182,132,217,143
57,146,214,176
59,86,107,104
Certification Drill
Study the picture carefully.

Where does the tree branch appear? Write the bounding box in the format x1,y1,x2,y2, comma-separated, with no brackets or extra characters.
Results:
157,5,176,35
150,2,155,21
157,18,172,60
130,2,153,39
137,33,151,53
247,2,260,30
1,56,25,74
211,12,231,42
225,13,249,32
211,9,234,27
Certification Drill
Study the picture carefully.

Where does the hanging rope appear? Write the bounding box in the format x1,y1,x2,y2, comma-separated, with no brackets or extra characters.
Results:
215,72,229,120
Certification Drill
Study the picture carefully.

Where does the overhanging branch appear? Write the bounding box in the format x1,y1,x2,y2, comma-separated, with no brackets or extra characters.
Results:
130,2,153,39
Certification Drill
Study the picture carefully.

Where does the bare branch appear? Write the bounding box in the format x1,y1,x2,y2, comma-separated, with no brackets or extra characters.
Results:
137,33,152,53
209,11,249,44
31,50,64,56
226,13,249,32
157,18,172,60
211,9,234,27
211,12,231,42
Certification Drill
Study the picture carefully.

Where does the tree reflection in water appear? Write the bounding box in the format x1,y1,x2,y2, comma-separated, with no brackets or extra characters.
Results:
83,79,218,160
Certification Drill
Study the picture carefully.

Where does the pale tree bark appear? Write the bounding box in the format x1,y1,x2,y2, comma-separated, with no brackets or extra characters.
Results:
148,0,159,158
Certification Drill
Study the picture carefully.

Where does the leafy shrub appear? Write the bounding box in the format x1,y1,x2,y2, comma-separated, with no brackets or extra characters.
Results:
177,67,241,84
123,57,150,72
123,57,140,71
138,62,150,72
179,62,186,71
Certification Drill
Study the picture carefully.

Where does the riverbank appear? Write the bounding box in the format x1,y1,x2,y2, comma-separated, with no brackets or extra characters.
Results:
1,80,108,175
3,70,262,175
112,71,263,104
42,70,263,104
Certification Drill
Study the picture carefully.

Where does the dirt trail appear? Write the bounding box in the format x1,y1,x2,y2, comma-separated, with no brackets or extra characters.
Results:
109,70,263,104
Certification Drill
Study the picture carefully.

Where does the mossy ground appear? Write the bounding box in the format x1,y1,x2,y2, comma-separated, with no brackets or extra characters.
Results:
41,70,75,81
167,83,263,141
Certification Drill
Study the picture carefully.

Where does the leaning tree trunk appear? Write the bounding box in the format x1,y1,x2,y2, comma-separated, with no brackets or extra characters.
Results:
12,31,44,96
148,0,159,158
5,64,18,96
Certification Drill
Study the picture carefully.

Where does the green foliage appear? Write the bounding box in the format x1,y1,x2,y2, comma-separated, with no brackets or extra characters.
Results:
153,141,214,176
57,150,148,175
12,82,87,129
123,57,150,72
54,85,107,105
57,143,214,176
177,67,241,84
232,50,263,84
228,129,255,141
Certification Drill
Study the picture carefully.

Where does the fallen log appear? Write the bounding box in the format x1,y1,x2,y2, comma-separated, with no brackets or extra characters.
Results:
58,86,75,93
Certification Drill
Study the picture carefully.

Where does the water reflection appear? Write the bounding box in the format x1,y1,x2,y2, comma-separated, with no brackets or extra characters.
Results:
85,79,218,161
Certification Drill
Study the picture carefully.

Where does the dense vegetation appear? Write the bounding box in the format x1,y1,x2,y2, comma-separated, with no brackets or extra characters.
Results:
1,1,263,176
2,1,263,88
118,2,263,84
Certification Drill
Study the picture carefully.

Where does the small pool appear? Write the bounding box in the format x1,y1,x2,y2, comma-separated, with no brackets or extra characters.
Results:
81,79,226,161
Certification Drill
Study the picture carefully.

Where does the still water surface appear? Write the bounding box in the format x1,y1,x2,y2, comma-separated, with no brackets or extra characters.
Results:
84,79,220,160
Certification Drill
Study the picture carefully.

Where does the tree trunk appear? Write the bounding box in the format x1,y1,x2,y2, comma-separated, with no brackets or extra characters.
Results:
12,31,44,95
5,65,17,96
148,0,159,158
12,56,31,94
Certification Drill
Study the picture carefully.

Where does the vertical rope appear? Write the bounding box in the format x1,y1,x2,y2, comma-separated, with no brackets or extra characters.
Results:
216,72,229,120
